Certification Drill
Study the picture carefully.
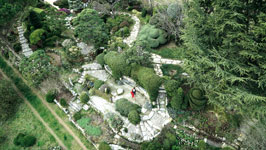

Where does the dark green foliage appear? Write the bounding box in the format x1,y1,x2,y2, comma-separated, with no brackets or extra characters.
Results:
73,9,109,48
135,67,162,101
19,50,56,86
107,113,124,131
28,9,43,29
0,80,20,120
137,24,168,48
141,8,147,17
13,43,22,52
164,79,181,97
14,133,36,147
80,92,89,104
73,111,82,121
106,14,134,37
198,140,207,150
104,51,131,79
53,0,69,8
94,80,104,89
96,53,105,66
188,88,207,111
60,98,68,107
46,90,57,103
99,142,111,150
170,88,184,110
182,0,266,119
128,110,141,125
115,98,141,117
151,47,184,59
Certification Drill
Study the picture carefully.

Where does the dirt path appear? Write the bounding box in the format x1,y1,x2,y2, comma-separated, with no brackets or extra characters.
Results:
1,58,89,150
0,70,67,149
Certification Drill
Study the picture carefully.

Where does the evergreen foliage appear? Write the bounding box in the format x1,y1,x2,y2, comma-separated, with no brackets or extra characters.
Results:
60,98,68,107
94,80,104,89
115,98,141,117
14,133,36,147
29,29,46,45
164,79,181,97
68,0,83,11
170,88,184,110
80,92,89,104
182,0,266,118
137,24,168,48
188,88,207,111
46,90,57,103
54,0,69,8
128,110,141,125
73,9,109,48
96,53,105,66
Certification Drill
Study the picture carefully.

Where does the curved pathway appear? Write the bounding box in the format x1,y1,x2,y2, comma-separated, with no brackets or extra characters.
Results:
0,69,67,149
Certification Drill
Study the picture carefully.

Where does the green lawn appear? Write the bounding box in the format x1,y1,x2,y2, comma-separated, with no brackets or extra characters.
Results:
0,103,58,150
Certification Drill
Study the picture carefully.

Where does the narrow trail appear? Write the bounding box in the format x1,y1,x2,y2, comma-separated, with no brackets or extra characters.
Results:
1,58,89,150
0,69,67,150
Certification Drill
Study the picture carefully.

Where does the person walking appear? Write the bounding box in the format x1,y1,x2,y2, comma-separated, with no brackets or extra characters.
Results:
131,87,136,100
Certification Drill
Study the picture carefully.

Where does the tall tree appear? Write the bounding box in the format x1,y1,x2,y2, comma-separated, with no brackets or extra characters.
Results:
182,0,266,119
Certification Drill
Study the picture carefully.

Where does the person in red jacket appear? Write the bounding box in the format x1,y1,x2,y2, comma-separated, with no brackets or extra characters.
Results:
131,87,136,100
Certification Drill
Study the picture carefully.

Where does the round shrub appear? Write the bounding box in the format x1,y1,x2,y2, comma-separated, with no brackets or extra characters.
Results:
137,24,168,48
73,111,82,121
29,29,46,45
14,133,36,147
80,92,89,104
99,142,111,150
188,88,207,111
164,79,181,97
115,98,141,117
128,110,141,125
60,98,68,107
46,90,57,103
96,53,105,66
94,80,105,89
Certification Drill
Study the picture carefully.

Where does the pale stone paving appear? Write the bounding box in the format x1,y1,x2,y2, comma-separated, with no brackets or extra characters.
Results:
17,26,33,57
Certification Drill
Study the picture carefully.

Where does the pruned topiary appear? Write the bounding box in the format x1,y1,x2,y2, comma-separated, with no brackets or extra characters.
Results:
188,88,207,111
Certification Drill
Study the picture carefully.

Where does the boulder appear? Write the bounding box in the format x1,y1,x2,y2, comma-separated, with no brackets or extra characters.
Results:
99,84,110,93
116,88,124,95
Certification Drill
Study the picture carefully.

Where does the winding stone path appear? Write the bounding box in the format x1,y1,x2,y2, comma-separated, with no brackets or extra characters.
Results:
17,26,33,57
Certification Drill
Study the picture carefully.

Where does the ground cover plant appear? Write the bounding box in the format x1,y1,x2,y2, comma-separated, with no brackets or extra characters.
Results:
77,117,102,136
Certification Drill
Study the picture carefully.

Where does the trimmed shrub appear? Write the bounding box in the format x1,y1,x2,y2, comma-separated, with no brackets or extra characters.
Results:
104,51,131,79
182,94,189,110
137,24,168,48
73,111,82,121
99,142,111,150
60,98,68,107
96,53,105,66
164,79,181,97
80,92,89,104
94,80,104,89
188,88,207,111
128,110,141,125
136,67,162,101
14,133,36,147
46,90,56,103
29,29,46,45
170,88,184,110
115,98,141,117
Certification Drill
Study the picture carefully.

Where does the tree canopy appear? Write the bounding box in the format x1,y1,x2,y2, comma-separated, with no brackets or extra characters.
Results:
182,0,266,119
73,9,109,48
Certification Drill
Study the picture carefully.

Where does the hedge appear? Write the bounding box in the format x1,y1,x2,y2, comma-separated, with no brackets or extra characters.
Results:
128,110,141,125
104,51,131,79
170,88,185,110
136,66,162,101
115,98,141,117
0,56,74,148
164,79,181,97
96,53,105,66
188,88,207,111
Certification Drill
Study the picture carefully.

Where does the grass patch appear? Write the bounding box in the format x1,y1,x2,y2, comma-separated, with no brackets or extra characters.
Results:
152,46,184,59
0,103,58,150
0,56,76,149
77,118,102,136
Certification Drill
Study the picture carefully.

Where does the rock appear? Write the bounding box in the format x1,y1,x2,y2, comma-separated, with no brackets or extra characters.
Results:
116,88,124,95
77,42,94,56
62,39,74,47
99,84,109,93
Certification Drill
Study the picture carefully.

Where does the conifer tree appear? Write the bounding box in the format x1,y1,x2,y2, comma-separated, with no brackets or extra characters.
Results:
182,0,266,119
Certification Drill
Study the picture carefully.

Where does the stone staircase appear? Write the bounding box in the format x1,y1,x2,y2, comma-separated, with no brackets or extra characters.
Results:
17,26,33,57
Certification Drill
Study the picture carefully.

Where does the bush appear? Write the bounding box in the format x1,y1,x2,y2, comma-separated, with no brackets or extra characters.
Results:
115,98,141,117
73,111,82,121
106,113,124,131
128,110,141,125
198,140,207,150
29,29,46,45
53,0,69,8
80,92,89,104
46,90,57,103
60,98,68,107
164,79,181,97
13,43,22,52
188,88,207,111
14,133,36,147
119,21,130,28
170,88,184,110
94,80,104,89
96,53,105,66
104,51,131,79
135,67,162,101
137,24,168,48
99,142,111,150
141,8,147,17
